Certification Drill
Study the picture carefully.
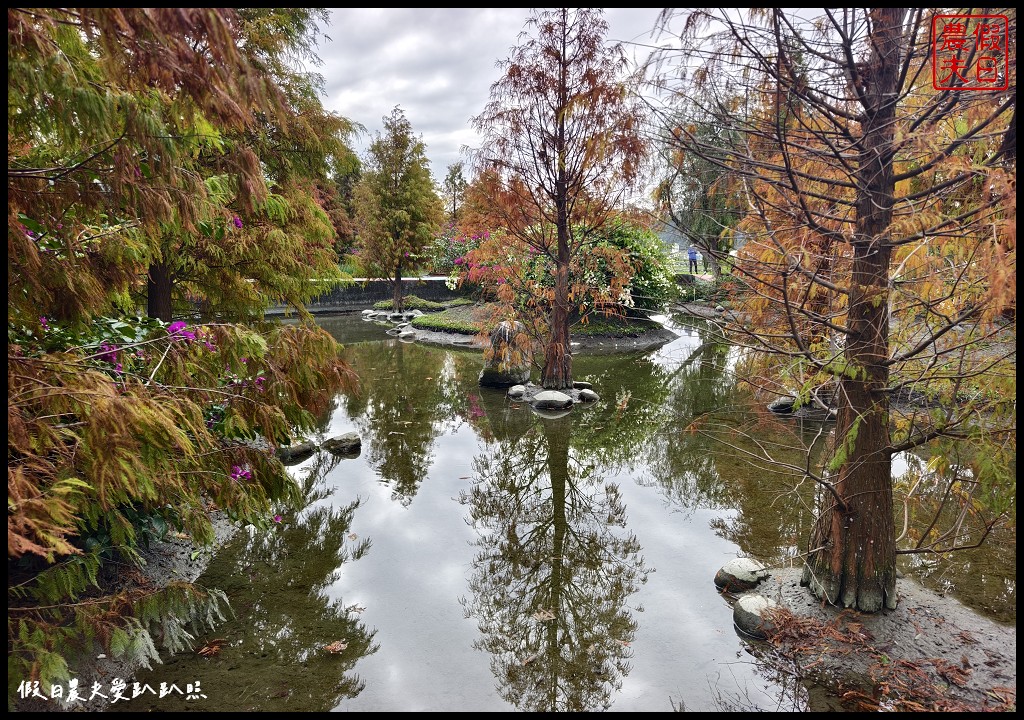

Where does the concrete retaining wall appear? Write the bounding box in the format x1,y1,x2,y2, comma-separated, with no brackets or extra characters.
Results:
265,277,475,315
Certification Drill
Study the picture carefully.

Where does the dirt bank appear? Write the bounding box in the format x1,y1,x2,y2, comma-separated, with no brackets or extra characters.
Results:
744,566,1016,711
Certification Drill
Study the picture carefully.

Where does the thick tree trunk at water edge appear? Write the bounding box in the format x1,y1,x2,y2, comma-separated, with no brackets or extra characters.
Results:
540,333,573,390
800,417,898,612
801,7,903,614
801,241,897,612
541,272,573,390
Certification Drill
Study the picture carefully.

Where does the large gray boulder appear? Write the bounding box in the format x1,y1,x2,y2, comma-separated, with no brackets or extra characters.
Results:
479,321,531,387
531,390,573,410
321,431,361,457
714,557,770,592
733,594,779,639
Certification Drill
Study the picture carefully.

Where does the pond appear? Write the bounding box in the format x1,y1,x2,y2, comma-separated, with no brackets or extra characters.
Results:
123,311,1015,712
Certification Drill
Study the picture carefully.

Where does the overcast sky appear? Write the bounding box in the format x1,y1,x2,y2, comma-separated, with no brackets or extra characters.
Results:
314,8,670,184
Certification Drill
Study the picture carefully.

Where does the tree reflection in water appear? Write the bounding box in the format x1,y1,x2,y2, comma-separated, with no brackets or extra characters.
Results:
340,340,451,505
459,414,649,712
118,452,378,712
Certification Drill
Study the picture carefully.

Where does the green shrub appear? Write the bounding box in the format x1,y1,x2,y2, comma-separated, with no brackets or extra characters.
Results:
571,314,664,337
373,295,476,311
594,219,678,310
373,295,447,311
427,223,485,275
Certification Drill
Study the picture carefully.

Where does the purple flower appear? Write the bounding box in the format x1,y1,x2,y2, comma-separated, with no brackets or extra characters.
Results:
273,514,283,524
98,341,119,363
39,316,49,330
233,216,243,229
230,465,252,482
167,321,196,342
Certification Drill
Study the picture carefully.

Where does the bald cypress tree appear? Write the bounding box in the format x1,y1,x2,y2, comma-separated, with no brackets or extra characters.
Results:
470,8,648,390
353,106,444,312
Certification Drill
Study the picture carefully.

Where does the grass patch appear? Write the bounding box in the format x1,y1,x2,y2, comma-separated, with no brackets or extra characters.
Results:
673,276,719,303
373,295,476,311
411,304,665,339
571,313,663,337
410,305,487,334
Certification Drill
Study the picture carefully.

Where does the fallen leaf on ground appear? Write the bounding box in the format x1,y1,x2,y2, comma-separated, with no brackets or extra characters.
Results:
197,639,226,657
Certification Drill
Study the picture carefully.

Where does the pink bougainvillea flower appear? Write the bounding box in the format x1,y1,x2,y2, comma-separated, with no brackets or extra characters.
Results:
98,341,119,363
167,320,197,342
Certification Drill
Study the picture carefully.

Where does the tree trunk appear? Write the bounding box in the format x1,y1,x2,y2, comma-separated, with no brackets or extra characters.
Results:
541,226,573,390
801,7,902,612
147,260,173,322
393,261,403,312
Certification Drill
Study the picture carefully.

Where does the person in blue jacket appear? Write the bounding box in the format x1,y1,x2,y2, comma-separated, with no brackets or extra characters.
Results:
687,245,699,274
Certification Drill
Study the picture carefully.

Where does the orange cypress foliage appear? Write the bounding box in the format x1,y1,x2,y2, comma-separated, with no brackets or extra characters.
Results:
650,8,1015,613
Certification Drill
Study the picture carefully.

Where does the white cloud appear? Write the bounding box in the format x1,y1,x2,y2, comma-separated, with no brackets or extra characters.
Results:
314,8,667,182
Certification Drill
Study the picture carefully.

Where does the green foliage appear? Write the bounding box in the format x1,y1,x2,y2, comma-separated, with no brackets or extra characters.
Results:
338,254,366,278
441,162,468,222
353,106,444,308
9,314,352,700
427,223,485,275
593,219,678,311
674,277,719,303
655,112,744,266
571,315,665,338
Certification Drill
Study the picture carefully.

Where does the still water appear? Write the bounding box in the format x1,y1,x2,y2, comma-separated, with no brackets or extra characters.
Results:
124,312,1014,712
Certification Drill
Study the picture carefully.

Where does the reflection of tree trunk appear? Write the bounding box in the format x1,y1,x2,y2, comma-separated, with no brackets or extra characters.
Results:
147,260,173,321
544,419,569,707
802,7,899,613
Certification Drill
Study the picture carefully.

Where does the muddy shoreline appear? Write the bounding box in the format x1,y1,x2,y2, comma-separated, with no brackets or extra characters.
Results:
743,566,1016,711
